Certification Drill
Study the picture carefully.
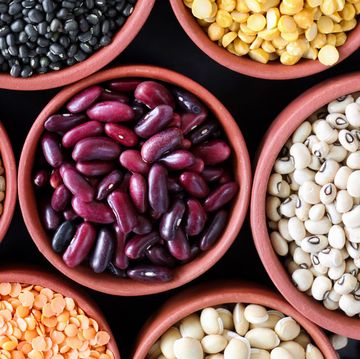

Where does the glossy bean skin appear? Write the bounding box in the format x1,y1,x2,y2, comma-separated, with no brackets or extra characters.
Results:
169,112,181,128
188,120,219,145
204,182,239,212
60,163,94,202
160,150,195,170
107,191,138,234
119,150,150,174
33,169,48,188
185,199,207,236
76,161,115,177
118,172,131,192
181,138,192,149
41,132,63,168
108,79,141,92
51,184,71,212
133,216,153,235
63,222,97,268
87,101,134,122
127,265,173,282
62,121,103,148
181,111,207,134
44,114,86,133
202,167,224,182
90,227,115,273
219,171,232,184
148,164,169,214
160,200,185,241
114,225,128,270
63,208,78,221
179,172,209,198
167,177,182,193
132,102,147,121
193,140,231,165
107,262,127,278
52,221,76,253
146,245,177,267
104,123,138,147
129,173,148,213
167,228,191,261
134,81,175,109
50,168,62,188
186,158,204,173
101,89,129,103
42,202,61,231
172,87,206,114
135,105,173,138
66,85,103,113
72,137,121,161
72,196,115,224
96,170,123,201
141,127,183,163
200,210,228,251
125,232,160,260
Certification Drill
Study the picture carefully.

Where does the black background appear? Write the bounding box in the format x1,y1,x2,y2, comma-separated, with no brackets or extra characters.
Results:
0,0,360,357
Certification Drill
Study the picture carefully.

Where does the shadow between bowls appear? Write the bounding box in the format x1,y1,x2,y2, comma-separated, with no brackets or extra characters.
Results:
0,122,17,243
0,0,155,91
251,71,360,339
18,64,252,296
132,281,338,359
169,0,360,80
0,266,120,358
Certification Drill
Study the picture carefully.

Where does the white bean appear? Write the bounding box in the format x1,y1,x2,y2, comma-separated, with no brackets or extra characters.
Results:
345,101,360,127
347,151,360,169
326,113,349,129
173,338,203,359
292,268,314,292
347,170,360,197
266,197,281,222
160,327,181,358
304,217,331,235
314,160,339,186
200,308,224,335
299,182,321,204
292,121,312,143
328,225,346,249
223,338,250,359
290,143,311,169
180,314,204,340
293,169,316,186
308,204,325,221
334,273,357,295
338,129,359,152
328,95,354,114
245,328,280,350
311,276,332,300
334,166,352,190
270,347,293,359
305,343,324,359
319,183,336,204
274,317,300,341
201,335,227,354
301,235,328,253
342,205,360,228
328,261,346,280
339,294,360,316
233,304,249,336
335,190,353,213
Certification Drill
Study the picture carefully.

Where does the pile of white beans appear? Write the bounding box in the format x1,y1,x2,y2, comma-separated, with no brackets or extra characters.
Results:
147,303,325,359
266,93,360,318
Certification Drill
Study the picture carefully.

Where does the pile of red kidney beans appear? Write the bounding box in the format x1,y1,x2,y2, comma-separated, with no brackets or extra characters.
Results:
33,78,238,282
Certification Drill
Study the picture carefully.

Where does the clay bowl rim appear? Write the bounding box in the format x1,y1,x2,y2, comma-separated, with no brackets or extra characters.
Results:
0,266,120,358
0,0,155,91
132,281,338,359
169,0,360,80
0,122,17,244
251,71,360,339
18,64,252,296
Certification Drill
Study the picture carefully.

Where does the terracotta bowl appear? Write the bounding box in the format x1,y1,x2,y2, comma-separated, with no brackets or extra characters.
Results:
0,266,120,358
0,122,16,243
18,65,252,296
0,0,155,91
169,0,360,80
133,281,337,359
251,72,360,339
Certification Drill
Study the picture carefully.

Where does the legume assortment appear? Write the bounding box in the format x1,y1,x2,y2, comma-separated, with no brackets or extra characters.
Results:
33,78,238,283
0,0,136,78
0,282,114,358
266,92,360,318
147,303,324,359
184,0,359,66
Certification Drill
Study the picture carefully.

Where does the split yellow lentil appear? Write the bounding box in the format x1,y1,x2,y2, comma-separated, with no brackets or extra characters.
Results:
185,0,359,66
0,282,114,359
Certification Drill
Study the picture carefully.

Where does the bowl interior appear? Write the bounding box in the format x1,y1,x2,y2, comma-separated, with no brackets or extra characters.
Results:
0,0,155,91
251,71,360,338
169,0,360,80
18,65,251,296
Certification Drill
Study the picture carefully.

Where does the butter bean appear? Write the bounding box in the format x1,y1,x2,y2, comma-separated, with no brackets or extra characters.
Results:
201,308,224,335
250,349,270,359
280,341,305,359
244,305,269,324
180,314,205,340
217,308,234,330
173,338,204,359
270,347,294,359
274,317,300,341
201,335,228,354
305,344,324,359
245,328,280,350
233,303,249,336
160,327,181,358
224,338,251,359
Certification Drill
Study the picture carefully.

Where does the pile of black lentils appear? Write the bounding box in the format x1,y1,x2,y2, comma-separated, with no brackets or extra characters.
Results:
0,0,136,78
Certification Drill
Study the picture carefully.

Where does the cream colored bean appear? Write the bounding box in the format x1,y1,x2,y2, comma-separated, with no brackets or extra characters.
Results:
311,276,332,300
339,293,360,316
328,95,354,114
347,151,360,169
326,144,348,162
334,273,357,295
201,335,227,354
267,173,283,196
345,102,360,127
314,160,340,186
290,143,312,169
326,113,349,129
293,169,316,186
245,328,280,350
274,317,300,341
277,181,291,198
222,330,241,342
338,129,359,152
294,332,311,349
301,235,328,253
334,166,352,190
244,305,269,324
328,225,345,249
216,308,234,331
344,227,360,243
288,217,306,241
233,303,249,336
293,248,312,268
180,314,204,340
278,219,292,241
279,195,297,218
250,349,270,359
318,248,343,267
311,141,330,158
342,205,360,228
329,334,348,350
328,261,346,280
347,170,360,197
308,204,325,221
304,217,332,234
335,190,353,213
270,347,294,359
266,196,281,222
292,268,314,291
271,231,289,256
280,341,305,359
295,199,310,221
223,338,251,359
323,296,339,310
160,327,181,359
274,157,295,174
313,120,338,144
319,183,336,204
250,311,284,329
292,122,312,143
345,258,359,276
288,172,300,191
173,338,204,359
305,343,324,359
346,241,360,259
201,308,224,335
308,155,322,171
299,181,321,204
325,203,342,225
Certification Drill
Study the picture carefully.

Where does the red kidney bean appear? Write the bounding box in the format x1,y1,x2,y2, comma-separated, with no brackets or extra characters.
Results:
72,196,115,224
188,120,219,145
125,232,160,260
118,172,131,192
160,150,195,170
44,114,86,133
51,184,71,212
107,191,138,234
50,168,62,189
186,158,204,173
63,208,78,221
200,210,228,251
150,209,163,220
42,202,61,231
108,262,127,278
181,111,207,134
135,81,175,109
90,227,115,273
119,150,150,174
129,173,148,213
185,199,207,236
219,171,232,184
67,86,103,113
52,221,76,253
127,265,173,282
72,137,121,161
41,132,63,168
141,127,183,163
172,87,206,114
114,225,128,270
185,244,201,263
168,112,181,128
63,222,97,268
133,216,153,235
96,170,123,201
148,164,169,214
60,163,94,203
62,121,103,148
179,172,209,198
202,167,224,182
167,228,191,261
167,177,182,193
182,138,192,149
87,101,135,122
135,105,174,138
101,89,129,103
76,161,115,177
33,169,48,188
204,182,239,212
160,200,185,241
193,140,231,165
104,123,138,147
108,79,141,92
146,245,177,267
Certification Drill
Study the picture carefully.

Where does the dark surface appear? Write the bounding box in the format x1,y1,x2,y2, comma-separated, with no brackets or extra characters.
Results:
0,0,359,357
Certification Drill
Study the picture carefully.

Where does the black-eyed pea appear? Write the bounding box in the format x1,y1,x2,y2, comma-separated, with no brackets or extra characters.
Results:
325,112,348,129
299,181,321,204
339,293,360,316
270,231,288,257
318,247,343,267
250,348,271,359
277,180,291,198
244,305,269,324
286,259,301,274
334,273,357,294
279,195,297,217
347,170,360,197
333,166,351,190
315,160,340,186
160,327,181,358
347,151,360,169
201,335,228,354
304,216,332,234
179,314,205,340
266,196,282,222
267,173,283,196
295,199,311,221
173,338,204,359
302,235,329,253
328,95,354,113
308,204,325,221
288,216,306,241
305,344,324,359
310,261,329,277
0,176,5,192
338,129,359,152
245,328,280,350
308,155,322,171
346,102,360,127
342,205,360,228
346,241,360,259
325,203,342,224
329,334,348,350
290,143,312,170
311,141,330,158
326,143,348,162
319,183,337,204
216,308,234,330
335,190,353,213
327,261,346,280
292,268,314,291
233,303,249,336
268,220,278,230
278,218,292,240
344,227,360,244
354,257,360,268
293,168,315,186
311,275,332,300
292,122,312,144
323,296,340,310
345,258,359,276
201,308,224,335
293,247,312,267
223,337,251,359
313,120,338,144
